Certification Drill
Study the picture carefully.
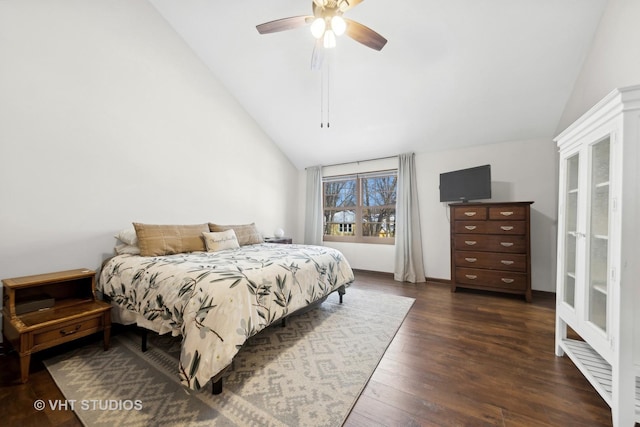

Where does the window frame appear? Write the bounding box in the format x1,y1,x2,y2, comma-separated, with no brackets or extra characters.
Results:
322,169,397,245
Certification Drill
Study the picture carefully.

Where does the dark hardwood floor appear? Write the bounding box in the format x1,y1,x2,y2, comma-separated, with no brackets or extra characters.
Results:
0,270,616,426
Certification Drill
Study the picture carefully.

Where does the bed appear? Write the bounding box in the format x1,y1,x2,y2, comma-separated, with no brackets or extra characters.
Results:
98,236,354,392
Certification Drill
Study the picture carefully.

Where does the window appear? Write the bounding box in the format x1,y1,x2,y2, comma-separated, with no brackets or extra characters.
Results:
323,170,397,244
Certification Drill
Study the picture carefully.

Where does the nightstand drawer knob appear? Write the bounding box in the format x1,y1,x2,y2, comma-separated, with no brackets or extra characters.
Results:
464,257,477,263
501,278,515,284
500,226,514,231
464,240,477,246
500,242,514,247
501,260,515,265
500,211,514,216
465,274,477,280
464,225,477,230
60,325,82,336
464,212,477,217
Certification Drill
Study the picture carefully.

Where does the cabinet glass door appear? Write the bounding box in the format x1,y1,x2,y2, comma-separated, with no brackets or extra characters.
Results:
563,153,580,308
587,137,610,332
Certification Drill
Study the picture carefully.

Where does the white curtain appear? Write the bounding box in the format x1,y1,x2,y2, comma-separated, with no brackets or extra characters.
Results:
304,165,323,245
394,153,426,283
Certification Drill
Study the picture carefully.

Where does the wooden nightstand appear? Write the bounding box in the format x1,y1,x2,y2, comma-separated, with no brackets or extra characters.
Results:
2,268,111,383
264,237,293,244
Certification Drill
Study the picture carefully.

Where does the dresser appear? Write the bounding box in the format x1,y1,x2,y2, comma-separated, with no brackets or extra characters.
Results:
449,201,533,302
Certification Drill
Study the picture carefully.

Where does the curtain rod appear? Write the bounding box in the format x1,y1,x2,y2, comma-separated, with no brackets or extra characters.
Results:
306,154,398,170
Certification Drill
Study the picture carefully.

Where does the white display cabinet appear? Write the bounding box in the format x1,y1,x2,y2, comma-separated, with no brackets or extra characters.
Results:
555,85,640,427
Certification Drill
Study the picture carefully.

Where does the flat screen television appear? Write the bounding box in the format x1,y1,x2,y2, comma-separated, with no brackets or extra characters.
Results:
439,164,492,203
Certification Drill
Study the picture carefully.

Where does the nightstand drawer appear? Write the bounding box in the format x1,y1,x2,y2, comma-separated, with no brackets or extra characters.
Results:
33,314,104,350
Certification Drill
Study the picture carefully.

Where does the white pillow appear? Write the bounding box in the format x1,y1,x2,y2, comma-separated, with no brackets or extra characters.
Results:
203,230,240,252
115,243,141,255
115,228,138,246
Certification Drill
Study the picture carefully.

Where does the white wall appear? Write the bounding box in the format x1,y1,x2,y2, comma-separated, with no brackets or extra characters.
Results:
557,0,640,132
0,0,299,281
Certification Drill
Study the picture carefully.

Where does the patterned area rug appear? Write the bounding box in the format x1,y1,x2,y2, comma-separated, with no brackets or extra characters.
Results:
44,287,414,426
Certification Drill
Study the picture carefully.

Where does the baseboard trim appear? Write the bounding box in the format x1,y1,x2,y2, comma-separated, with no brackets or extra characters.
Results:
352,269,451,285
352,269,394,278
426,277,451,285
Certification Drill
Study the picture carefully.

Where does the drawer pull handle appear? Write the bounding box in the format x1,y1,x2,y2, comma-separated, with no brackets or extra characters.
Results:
501,260,515,265
500,211,514,216
501,278,515,284
500,242,514,247
60,325,82,336
465,274,477,280
500,226,514,231
464,225,477,230
464,257,477,263
464,212,477,217
464,241,477,246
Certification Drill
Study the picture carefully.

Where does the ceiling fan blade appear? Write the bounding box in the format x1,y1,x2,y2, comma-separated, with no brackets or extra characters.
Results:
256,16,313,34
344,18,387,51
311,39,325,71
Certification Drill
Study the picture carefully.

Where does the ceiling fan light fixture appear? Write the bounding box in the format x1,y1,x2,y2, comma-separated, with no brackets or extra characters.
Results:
331,16,346,36
323,30,336,48
310,18,326,39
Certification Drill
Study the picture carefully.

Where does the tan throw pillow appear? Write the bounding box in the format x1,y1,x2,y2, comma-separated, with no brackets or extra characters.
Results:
203,230,240,252
208,223,263,246
133,223,209,256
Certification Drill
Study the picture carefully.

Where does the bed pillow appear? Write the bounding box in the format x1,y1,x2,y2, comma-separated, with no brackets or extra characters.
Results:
133,223,209,256
202,230,240,252
208,223,263,246
114,228,138,246
114,243,141,255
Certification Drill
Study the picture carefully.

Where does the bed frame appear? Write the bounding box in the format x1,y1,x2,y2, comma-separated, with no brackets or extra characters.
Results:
133,284,347,394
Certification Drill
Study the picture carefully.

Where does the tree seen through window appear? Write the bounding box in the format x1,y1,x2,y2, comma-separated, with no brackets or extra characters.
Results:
323,171,397,243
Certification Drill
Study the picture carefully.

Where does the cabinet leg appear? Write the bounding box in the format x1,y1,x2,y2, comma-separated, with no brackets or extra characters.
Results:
525,290,532,303
19,352,31,383
103,326,111,351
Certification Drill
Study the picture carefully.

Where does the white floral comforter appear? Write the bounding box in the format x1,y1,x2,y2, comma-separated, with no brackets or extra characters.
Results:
97,243,354,390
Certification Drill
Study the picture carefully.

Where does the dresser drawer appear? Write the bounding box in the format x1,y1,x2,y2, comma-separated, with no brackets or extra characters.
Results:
32,314,104,351
485,221,526,235
454,234,527,253
488,206,527,220
454,221,487,234
455,268,527,290
453,207,487,220
454,251,527,272
455,221,526,235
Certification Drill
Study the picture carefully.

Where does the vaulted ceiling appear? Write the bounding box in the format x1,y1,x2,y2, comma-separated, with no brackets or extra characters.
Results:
149,0,607,169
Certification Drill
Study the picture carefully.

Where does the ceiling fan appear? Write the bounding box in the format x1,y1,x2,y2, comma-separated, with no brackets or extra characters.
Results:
256,0,387,52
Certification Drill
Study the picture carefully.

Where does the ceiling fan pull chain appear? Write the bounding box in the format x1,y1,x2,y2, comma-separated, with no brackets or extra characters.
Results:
327,60,330,128
320,66,324,128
